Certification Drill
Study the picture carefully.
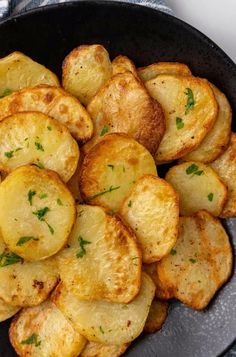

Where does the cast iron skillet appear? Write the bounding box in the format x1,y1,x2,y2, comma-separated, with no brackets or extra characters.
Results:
0,2,235,356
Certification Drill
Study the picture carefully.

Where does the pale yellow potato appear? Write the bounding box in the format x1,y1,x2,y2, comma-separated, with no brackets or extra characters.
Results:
120,175,179,263
165,161,227,216
9,301,86,357
143,263,174,300
84,72,165,155
144,299,168,333
138,62,192,82
0,112,79,182
62,44,112,105
0,166,76,261
0,84,93,143
0,233,58,307
157,211,233,310
52,273,155,345
145,75,218,163
0,297,20,322
0,51,59,96
112,55,138,77
80,134,157,211
81,341,129,357
210,133,236,217
57,204,141,303
182,84,232,163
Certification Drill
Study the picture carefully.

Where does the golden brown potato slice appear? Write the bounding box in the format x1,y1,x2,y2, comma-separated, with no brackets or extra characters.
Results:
210,133,236,217
57,204,141,303
80,134,157,211
84,72,165,155
138,62,192,82
143,263,174,300
0,112,79,182
0,297,20,322
165,162,227,216
52,273,155,345
120,175,179,263
62,44,112,105
112,55,138,77
0,84,93,143
144,299,168,333
157,211,233,310
0,233,58,307
145,75,218,163
0,51,59,96
9,301,86,357
0,166,76,261
66,157,83,201
181,84,232,163
81,341,129,357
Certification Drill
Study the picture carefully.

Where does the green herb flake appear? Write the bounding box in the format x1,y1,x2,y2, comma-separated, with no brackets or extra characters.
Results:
34,161,45,169
184,88,195,114
123,166,126,173
100,125,109,137
0,252,22,267
208,192,214,202
16,236,39,246
33,207,50,221
76,236,91,258
128,200,132,208
176,117,184,130
57,198,63,206
39,193,47,199
28,190,36,206
15,147,23,152
21,333,41,347
82,185,120,204
47,126,52,131
122,305,128,309
4,150,14,158
186,164,204,176
170,248,177,255
189,258,197,264
99,326,105,334
35,142,44,152
107,164,114,171
0,88,12,98
46,222,54,235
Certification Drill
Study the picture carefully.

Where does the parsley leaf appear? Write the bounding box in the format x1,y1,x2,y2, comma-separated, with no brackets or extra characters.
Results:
107,164,114,171
4,151,14,158
33,207,50,220
47,126,52,131
76,236,91,258
186,164,204,176
99,326,105,334
184,88,195,114
128,200,132,207
176,117,184,130
0,252,22,267
34,161,45,169
0,88,12,98
100,125,109,137
46,222,54,235
57,198,63,206
170,248,177,255
35,142,44,151
189,258,197,264
208,192,214,201
21,333,41,347
81,186,120,203
16,236,39,246
39,193,47,199
28,190,36,206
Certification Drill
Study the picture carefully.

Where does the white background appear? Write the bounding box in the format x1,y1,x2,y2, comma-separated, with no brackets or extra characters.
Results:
166,0,236,63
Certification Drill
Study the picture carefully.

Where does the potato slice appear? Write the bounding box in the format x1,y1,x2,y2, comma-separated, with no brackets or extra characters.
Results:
144,299,168,333
181,84,232,163
0,233,58,306
143,263,174,300
210,133,236,217
0,112,79,182
165,161,227,216
0,51,59,95
138,62,192,82
0,297,20,322
157,211,233,310
80,133,157,211
0,84,93,143
81,342,129,357
112,55,138,77
9,301,86,357
57,204,141,303
84,72,165,155
120,175,179,263
52,273,155,345
62,44,112,105
145,75,218,163
0,165,76,261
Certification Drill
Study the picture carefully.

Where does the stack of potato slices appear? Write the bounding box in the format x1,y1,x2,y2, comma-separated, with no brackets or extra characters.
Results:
0,46,234,357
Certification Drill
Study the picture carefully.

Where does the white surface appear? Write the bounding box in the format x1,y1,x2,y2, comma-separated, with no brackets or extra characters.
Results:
166,0,236,63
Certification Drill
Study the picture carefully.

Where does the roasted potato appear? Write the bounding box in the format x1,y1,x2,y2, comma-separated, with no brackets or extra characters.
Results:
0,112,79,182
112,55,138,77
66,154,84,201
81,342,129,357
0,166,76,261
144,299,168,333
120,175,179,263
0,51,59,96
0,297,20,322
210,133,236,217
80,133,157,211
52,273,155,345
143,263,174,300
9,301,86,357
145,75,218,163
62,44,112,105
0,84,93,143
181,84,232,163
84,72,165,155
165,161,227,216
157,211,233,310
138,62,192,82
57,204,141,303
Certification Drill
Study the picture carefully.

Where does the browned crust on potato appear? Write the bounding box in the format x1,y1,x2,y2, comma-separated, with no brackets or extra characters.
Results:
144,299,169,333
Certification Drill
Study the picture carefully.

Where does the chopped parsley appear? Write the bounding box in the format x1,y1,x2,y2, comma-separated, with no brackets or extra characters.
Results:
4,150,14,158
208,192,214,202
189,258,197,264
186,164,204,176
16,236,39,246
76,236,91,258
184,88,195,114
34,161,45,169
122,305,128,309
47,126,52,131
21,333,41,347
99,326,105,334
57,198,63,206
107,164,114,171
32,207,54,235
39,193,47,199
0,252,22,267
176,117,184,130
81,186,120,203
0,88,12,98
123,166,126,173
28,190,36,206
35,142,44,151
100,125,109,136
15,147,23,152
46,222,54,235
128,200,132,207
170,248,177,256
